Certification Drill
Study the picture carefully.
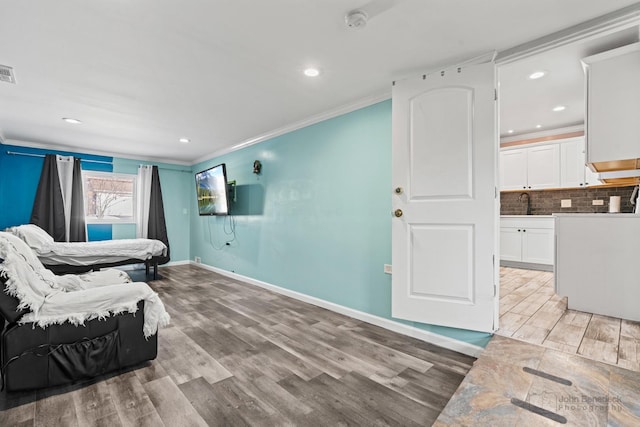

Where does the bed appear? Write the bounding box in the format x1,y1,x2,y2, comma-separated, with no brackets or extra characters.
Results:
7,224,167,279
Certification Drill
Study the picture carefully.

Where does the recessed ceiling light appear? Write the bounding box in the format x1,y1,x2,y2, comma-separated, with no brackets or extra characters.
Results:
552,105,566,112
528,71,546,80
507,129,514,134
62,117,82,124
179,138,190,144
303,68,320,77
536,124,542,128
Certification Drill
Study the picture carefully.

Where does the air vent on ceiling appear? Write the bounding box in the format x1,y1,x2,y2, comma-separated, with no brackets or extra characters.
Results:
0,65,16,84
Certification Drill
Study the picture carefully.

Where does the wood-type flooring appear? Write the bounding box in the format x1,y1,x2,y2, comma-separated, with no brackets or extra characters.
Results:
497,267,640,371
0,264,475,426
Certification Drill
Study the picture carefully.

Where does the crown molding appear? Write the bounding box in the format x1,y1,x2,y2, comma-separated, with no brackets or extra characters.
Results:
4,138,192,166
191,89,391,166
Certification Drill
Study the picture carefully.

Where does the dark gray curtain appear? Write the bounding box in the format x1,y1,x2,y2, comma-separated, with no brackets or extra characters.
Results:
30,154,66,242
69,158,87,242
148,166,170,264
30,155,86,242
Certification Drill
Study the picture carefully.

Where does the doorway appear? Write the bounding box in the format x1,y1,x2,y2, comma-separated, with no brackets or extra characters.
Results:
495,27,640,370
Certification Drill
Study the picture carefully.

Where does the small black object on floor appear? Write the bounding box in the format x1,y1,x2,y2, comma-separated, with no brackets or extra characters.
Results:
116,267,162,282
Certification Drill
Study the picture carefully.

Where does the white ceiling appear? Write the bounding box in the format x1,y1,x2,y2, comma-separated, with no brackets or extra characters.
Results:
1,1,639,164
499,26,639,138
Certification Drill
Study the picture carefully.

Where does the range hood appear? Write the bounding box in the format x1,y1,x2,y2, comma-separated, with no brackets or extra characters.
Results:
590,159,640,185
582,42,640,186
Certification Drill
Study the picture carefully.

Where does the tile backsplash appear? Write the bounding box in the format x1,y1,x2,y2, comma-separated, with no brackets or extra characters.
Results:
501,186,637,215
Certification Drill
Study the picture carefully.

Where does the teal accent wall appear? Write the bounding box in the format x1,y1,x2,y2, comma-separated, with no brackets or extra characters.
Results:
112,158,192,262
87,224,112,241
191,100,491,348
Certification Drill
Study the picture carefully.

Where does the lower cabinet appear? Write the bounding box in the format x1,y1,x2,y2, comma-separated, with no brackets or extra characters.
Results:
500,216,554,266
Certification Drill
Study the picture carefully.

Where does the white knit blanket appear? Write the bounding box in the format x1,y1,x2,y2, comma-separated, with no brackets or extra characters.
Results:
0,232,169,338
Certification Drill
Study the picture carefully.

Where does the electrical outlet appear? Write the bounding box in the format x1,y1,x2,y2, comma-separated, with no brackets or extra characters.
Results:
194,256,201,264
384,264,392,274
592,199,604,206
561,199,572,208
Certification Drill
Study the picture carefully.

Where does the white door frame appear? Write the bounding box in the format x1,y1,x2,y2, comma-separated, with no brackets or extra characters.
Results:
490,7,640,331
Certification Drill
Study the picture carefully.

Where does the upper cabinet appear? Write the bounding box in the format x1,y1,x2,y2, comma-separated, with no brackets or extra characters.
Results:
501,136,601,191
559,136,601,187
500,143,560,190
582,43,640,167
527,144,560,189
500,149,528,190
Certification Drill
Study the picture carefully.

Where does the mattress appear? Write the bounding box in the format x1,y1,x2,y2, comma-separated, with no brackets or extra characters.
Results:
36,239,167,266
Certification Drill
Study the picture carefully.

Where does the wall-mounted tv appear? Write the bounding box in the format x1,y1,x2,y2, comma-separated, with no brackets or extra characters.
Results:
195,163,229,215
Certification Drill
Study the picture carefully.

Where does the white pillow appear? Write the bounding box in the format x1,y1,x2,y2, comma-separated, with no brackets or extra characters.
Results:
8,224,54,251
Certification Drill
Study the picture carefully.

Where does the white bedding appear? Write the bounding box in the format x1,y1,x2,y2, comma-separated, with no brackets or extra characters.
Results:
36,239,167,259
7,225,167,265
0,232,170,338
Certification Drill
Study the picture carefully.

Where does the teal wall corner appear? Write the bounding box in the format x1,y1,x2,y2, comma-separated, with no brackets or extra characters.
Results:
112,158,192,262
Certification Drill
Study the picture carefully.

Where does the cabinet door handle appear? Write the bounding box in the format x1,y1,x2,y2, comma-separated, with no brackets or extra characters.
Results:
523,229,526,232
517,229,521,232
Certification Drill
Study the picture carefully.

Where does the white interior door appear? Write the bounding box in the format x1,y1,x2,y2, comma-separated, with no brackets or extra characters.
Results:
391,62,498,333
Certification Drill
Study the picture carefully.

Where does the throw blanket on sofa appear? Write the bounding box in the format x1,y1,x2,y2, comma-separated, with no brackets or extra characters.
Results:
0,232,169,338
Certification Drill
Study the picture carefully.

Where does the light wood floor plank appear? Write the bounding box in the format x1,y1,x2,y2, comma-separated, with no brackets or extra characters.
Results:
500,267,639,371
143,377,207,427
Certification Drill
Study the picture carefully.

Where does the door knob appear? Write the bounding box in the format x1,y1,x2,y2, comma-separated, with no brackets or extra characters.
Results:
395,187,403,195
394,209,403,218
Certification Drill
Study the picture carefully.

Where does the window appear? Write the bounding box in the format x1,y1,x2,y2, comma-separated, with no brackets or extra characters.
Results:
83,171,136,223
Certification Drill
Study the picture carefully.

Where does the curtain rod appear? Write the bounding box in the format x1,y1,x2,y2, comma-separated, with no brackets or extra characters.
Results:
6,150,113,165
139,164,191,173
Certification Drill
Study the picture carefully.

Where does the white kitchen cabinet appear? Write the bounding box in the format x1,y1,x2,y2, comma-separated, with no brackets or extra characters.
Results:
583,43,640,165
559,137,601,188
500,216,554,266
527,144,560,189
500,149,528,191
499,227,523,261
521,227,554,264
500,144,560,191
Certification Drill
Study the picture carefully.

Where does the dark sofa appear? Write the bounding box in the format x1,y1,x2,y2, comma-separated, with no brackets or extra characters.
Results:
0,275,157,392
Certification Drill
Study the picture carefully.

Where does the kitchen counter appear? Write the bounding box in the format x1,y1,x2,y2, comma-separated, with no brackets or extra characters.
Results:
552,213,639,218
555,214,640,322
500,215,554,218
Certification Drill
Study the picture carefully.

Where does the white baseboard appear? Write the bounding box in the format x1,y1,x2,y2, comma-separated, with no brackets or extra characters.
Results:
190,261,484,358
164,260,191,267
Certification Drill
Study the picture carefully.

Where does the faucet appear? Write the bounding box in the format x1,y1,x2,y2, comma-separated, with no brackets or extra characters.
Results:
519,192,532,215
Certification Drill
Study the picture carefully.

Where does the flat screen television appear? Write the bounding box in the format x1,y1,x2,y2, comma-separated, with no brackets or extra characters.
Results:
195,163,230,215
